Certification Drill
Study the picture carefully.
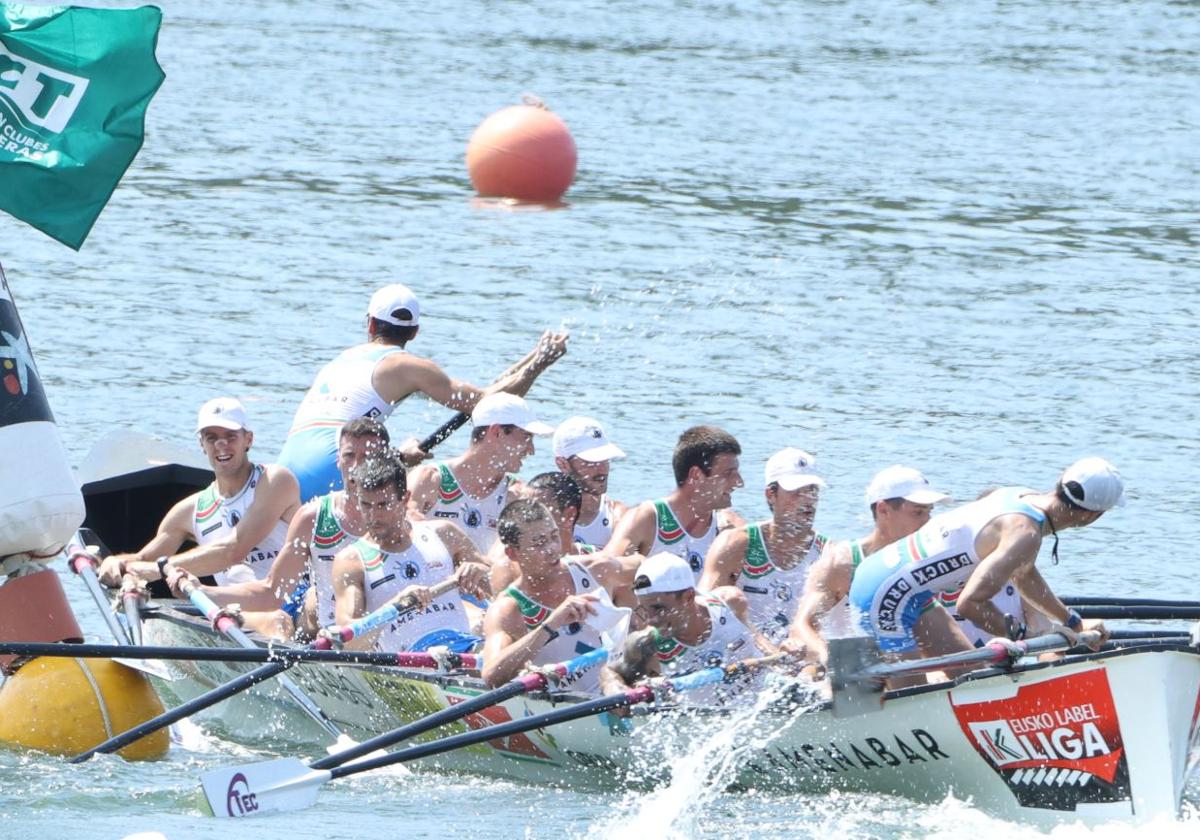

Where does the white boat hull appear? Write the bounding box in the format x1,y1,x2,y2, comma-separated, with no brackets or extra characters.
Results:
143,608,1200,827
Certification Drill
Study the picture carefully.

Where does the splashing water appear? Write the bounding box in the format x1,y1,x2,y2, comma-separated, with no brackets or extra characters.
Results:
590,677,821,840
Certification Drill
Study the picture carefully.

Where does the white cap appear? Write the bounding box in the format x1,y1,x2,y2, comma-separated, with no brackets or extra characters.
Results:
1060,457,1125,512
196,397,249,433
632,553,696,596
764,448,826,491
552,416,626,462
367,284,420,326
865,465,949,506
471,393,554,435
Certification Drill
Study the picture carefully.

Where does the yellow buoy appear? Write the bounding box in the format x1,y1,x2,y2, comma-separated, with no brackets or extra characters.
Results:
0,656,168,760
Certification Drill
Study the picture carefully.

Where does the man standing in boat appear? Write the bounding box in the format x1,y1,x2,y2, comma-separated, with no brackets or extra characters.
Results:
849,457,1120,663
98,397,300,588
603,425,745,580
481,499,631,694
278,283,567,502
330,452,492,652
406,393,552,554
552,416,629,547
785,464,949,663
601,552,767,705
699,448,828,645
185,418,390,636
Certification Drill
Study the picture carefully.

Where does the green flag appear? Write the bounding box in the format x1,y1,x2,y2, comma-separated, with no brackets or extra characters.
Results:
0,4,164,250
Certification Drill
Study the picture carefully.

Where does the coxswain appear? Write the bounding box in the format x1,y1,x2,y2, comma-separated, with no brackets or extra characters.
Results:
784,465,949,663
481,499,630,693
849,457,1120,667
699,448,827,645
604,425,745,580
601,553,767,705
551,416,629,547
330,452,491,652
406,393,552,553
188,418,390,637
99,397,300,588
277,283,567,501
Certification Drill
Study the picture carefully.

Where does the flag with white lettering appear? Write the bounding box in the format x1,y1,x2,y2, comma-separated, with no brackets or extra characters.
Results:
0,4,164,249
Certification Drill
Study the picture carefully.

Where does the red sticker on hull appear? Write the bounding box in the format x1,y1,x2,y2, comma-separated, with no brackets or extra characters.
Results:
951,668,1131,812
447,696,552,761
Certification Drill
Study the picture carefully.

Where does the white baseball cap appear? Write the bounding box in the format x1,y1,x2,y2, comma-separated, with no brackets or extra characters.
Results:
367,284,420,326
865,465,949,506
632,553,696,596
1060,457,1125,512
471,393,554,435
195,397,249,433
552,416,626,462
764,448,826,491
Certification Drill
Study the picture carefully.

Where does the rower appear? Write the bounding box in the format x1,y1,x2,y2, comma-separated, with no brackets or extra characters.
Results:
784,465,949,663
330,451,491,653
406,393,552,553
481,499,630,693
552,416,628,548
699,448,827,645
601,553,766,705
188,418,389,637
848,457,1121,670
604,425,745,581
277,283,567,501
489,471,590,593
98,397,300,589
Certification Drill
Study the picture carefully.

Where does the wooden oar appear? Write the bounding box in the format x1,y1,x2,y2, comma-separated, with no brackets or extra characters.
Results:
0,640,481,668
198,653,785,818
828,630,1102,719
68,582,449,763
177,577,351,747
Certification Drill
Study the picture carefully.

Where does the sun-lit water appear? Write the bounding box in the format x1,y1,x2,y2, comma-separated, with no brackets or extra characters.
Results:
2,0,1198,836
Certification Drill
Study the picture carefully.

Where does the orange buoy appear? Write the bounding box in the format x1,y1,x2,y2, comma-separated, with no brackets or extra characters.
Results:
466,99,577,202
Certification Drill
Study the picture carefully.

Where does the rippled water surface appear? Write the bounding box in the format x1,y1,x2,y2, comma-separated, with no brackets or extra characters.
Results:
2,0,1198,836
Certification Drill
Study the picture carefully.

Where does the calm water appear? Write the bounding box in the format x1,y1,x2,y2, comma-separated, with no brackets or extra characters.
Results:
2,0,1198,836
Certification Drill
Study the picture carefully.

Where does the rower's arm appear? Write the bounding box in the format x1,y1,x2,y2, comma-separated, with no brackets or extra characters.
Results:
98,496,195,586
1010,563,1071,625
955,527,1042,638
480,599,540,687
698,527,747,591
160,466,302,579
602,502,654,556
431,521,493,600
786,544,853,662
405,465,440,519
201,500,320,611
713,585,777,655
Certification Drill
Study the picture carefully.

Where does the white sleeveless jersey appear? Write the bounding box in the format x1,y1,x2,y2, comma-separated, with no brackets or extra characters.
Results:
500,561,611,694
307,492,360,628
192,464,289,586
737,522,826,644
428,462,511,553
648,499,722,582
285,344,406,436
357,523,468,651
652,592,763,704
573,494,619,547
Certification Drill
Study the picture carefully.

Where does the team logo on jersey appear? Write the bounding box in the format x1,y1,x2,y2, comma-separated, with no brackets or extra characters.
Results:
742,552,773,579
952,669,1131,812
654,636,686,662
402,561,419,580
770,579,792,603
228,510,241,527
686,550,703,573
313,527,346,549
196,494,221,525
463,507,483,528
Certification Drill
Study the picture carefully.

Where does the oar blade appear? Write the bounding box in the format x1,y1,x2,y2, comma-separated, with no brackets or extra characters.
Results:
828,636,885,719
113,655,177,682
199,757,330,819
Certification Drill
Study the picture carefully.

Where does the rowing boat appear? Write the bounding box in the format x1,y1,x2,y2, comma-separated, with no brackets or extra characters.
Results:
82,436,1200,827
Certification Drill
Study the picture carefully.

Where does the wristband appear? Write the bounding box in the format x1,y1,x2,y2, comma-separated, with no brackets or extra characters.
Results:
541,624,560,644
1066,609,1084,632
156,555,172,581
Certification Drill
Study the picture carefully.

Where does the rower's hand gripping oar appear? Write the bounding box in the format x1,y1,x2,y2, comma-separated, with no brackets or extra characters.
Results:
313,577,460,650
67,583,440,762
66,541,131,646
175,575,353,749
199,652,783,818
828,629,1103,719
119,575,149,647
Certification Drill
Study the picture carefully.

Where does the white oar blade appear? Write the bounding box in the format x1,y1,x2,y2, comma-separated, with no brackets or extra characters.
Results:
828,636,885,718
199,757,330,818
113,656,176,681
